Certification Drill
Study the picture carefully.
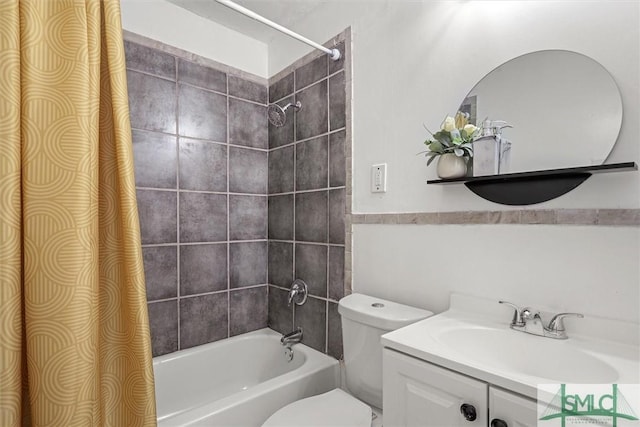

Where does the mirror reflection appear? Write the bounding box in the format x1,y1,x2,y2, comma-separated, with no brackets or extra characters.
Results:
460,50,623,174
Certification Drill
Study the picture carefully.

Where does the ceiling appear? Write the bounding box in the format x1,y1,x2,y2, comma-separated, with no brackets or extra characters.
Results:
166,0,327,45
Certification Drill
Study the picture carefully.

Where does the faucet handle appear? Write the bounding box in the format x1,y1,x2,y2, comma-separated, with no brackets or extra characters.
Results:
547,312,584,332
499,301,525,326
288,279,308,307
287,288,299,306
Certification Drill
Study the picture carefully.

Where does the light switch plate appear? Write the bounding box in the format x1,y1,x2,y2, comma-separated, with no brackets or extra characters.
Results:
371,163,387,193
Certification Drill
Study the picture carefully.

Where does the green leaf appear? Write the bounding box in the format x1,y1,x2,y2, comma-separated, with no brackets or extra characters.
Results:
454,148,464,157
428,140,444,153
433,131,451,145
426,155,438,166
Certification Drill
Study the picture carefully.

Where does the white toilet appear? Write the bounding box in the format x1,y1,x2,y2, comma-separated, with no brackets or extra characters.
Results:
262,293,433,427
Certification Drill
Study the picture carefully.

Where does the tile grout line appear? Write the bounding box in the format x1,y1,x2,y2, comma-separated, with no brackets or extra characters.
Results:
291,69,297,333
149,284,269,305
325,297,329,354
269,126,346,152
325,56,331,353
126,68,175,84
136,187,274,196
343,31,352,298
143,239,268,250
148,297,179,305
269,284,341,303
268,239,345,247
174,54,182,352
226,73,231,340
265,86,271,330
129,127,270,153
269,186,346,197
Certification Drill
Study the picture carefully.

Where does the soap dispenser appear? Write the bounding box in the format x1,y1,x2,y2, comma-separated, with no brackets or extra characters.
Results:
472,120,513,176
481,119,493,137
492,121,512,175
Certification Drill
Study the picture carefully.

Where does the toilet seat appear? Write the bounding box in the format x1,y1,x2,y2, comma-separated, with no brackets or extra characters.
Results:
262,389,372,427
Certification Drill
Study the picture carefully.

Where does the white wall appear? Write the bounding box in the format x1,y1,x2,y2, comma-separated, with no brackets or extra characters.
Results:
120,0,269,77
264,1,640,322
353,224,640,323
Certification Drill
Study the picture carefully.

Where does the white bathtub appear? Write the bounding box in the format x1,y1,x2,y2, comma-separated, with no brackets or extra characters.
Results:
153,328,340,426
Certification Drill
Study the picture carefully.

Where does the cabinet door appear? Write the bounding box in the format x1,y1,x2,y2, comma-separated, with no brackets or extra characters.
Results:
489,387,538,427
383,349,488,427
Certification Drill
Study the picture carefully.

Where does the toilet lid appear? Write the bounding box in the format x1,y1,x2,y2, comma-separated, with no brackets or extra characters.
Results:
262,389,372,427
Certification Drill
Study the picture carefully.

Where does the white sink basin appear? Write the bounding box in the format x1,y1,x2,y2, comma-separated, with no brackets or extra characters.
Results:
381,294,640,399
436,326,620,384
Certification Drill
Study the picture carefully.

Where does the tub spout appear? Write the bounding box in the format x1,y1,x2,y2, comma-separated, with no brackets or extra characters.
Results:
281,327,303,346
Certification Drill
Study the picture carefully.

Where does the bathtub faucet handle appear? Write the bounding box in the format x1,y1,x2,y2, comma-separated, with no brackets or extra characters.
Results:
288,279,308,307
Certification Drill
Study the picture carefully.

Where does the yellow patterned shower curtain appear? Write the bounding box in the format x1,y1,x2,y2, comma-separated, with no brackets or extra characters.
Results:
0,1,157,425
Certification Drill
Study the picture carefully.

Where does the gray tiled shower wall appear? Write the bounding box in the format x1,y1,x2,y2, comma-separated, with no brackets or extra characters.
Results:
126,35,349,360
125,40,270,357
267,42,348,360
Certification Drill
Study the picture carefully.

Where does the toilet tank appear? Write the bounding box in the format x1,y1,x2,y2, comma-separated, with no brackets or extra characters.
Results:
338,294,432,409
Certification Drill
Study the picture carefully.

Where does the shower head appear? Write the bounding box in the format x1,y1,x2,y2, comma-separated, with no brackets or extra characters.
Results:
267,101,301,127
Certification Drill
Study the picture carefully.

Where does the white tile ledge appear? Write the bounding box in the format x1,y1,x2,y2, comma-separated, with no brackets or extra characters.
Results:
352,209,640,226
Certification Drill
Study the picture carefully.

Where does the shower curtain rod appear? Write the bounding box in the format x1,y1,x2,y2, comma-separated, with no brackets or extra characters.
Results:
215,0,341,61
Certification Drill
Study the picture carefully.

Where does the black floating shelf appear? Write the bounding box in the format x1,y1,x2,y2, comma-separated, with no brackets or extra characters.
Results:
427,162,637,206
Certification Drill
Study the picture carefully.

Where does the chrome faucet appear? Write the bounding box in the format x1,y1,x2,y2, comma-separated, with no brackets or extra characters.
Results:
499,301,583,340
288,279,308,307
521,307,545,336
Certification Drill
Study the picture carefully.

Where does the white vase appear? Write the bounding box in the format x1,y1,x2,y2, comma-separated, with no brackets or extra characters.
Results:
436,153,467,179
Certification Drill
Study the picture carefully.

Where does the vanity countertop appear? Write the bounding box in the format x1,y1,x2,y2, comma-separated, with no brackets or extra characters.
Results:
381,294,640,399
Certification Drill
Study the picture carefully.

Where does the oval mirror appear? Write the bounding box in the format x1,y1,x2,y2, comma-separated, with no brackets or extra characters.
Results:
460,50,623,174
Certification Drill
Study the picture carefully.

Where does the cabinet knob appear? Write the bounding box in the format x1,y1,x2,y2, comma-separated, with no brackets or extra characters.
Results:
460,403,477,421
491,419,508,427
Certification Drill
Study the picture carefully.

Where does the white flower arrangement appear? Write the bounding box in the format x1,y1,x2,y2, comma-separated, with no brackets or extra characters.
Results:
422,111,480,166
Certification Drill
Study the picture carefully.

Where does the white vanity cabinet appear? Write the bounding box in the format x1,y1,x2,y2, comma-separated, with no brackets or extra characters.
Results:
488,387,537,427
383,348,487,426
383,349,537,427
